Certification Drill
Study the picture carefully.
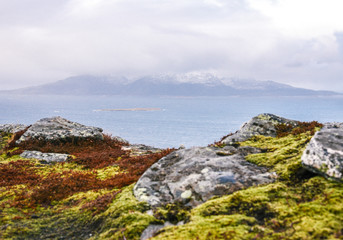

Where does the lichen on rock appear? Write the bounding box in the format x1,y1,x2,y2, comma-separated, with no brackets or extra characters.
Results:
134,146,276,207
20,150,72,163
16,116,104,144
0,124,28,135
302,122,343,182
221,113,298,145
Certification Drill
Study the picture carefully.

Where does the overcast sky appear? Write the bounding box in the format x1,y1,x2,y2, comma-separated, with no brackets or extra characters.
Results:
1,0,343,92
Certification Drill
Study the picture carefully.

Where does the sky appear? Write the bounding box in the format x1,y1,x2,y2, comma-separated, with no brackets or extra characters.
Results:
1,0,343,92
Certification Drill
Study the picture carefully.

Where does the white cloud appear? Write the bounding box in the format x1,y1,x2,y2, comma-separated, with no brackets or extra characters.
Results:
203,0,225,7
247,0,343,38
0,0,342,92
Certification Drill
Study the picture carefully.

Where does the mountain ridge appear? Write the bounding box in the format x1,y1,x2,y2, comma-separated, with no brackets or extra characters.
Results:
1,73,340,96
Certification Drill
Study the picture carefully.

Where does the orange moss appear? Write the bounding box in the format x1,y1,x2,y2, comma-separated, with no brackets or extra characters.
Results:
2,134,175,209
0,160,39,187
276,121,323,138
15,134,127,169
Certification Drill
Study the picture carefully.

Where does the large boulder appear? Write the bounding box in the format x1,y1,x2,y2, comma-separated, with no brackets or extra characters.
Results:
221,113,298,145
302,123,343,182
134,146,276,207
16,117,103,144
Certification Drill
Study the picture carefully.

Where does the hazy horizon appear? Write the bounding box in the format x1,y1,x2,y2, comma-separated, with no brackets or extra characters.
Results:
1,1,343,92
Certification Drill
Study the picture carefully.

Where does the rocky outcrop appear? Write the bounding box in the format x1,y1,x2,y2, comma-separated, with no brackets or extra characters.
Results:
0,124,27,134
122,144,163,156
16,117,103,144
302,123,343,182
221,113,298,145
134,146,276,207
20,150,72,163
133,113,302,208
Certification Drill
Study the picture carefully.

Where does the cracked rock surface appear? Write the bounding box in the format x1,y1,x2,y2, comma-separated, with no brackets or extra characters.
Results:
302,123,343,182
133,113,299,208
134,146,276,207
16,117,103,144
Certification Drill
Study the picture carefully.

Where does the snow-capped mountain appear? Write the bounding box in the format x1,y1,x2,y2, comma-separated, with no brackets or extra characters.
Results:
1,73,339,96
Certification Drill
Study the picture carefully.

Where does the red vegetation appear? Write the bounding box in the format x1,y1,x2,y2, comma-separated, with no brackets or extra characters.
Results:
276,121,323,138
100,148,175,189
0,160,39,187
28,170,101,206
81,190,122,215
16,134,127,169
209,132,234,147
1,134,175,209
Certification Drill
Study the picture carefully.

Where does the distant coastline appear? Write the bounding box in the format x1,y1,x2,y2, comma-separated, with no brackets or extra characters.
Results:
2,74,341,97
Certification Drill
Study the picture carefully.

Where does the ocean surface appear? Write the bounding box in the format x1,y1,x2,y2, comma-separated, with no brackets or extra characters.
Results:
0,94,342,148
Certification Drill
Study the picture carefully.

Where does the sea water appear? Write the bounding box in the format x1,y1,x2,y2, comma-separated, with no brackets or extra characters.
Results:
0,94,342,148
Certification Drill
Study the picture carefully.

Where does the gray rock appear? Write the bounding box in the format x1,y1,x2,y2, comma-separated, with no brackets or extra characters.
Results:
301,123,343,182
134,146,276,207
112,136,129,145
16,117,103,144
20,150,72,163
140,221,176,240
221,113,298,145
122,144,162,155
0,124,27,134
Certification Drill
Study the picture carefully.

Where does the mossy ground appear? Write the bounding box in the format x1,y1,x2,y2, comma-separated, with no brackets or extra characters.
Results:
1,122,342,240
153,178,343,239
240,132,313,180
0,184,156,240
150,124,343,240
0,134,172,240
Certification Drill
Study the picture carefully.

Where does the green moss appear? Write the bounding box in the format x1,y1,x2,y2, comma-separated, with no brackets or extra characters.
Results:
149,128,343,239
57,189,115,210
90,185,158,240
0,185,158,240
0,153,23,163
151,177,343,239
240,132,313,180
1,208,96,240
0,134,10,150
256,114,281,125
96,165,122,180
154,203,191,224
153,214,256,240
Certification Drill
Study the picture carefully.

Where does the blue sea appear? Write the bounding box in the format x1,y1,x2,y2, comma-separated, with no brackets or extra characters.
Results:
0,94,342,148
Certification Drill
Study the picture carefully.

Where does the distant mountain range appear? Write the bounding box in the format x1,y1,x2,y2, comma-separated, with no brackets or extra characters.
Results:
2,73,341,96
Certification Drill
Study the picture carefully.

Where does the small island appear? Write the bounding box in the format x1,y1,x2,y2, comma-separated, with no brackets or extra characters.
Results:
94,108,162,112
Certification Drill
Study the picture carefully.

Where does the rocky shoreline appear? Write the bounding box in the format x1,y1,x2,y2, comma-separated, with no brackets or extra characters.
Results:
0,114,342,239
